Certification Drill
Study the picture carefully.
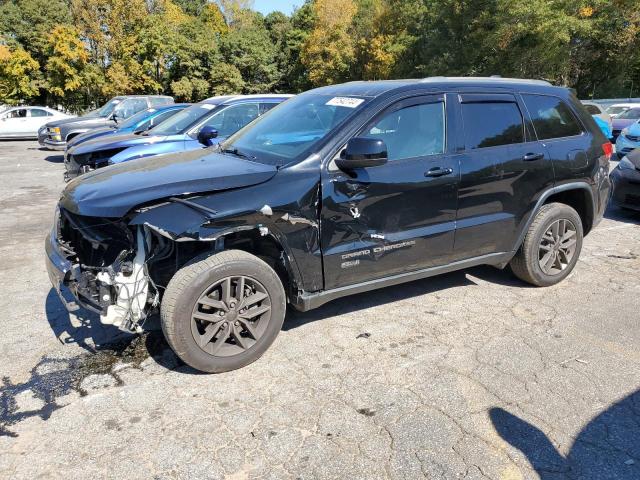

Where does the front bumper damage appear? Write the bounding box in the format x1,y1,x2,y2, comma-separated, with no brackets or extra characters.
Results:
45,210,156,331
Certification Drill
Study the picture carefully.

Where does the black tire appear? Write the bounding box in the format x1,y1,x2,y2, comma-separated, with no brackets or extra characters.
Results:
161,249,286,373
510,202,584,287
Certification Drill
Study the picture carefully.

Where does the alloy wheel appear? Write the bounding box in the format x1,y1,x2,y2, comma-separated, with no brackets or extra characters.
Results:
191,276,272,357
538,218,578,276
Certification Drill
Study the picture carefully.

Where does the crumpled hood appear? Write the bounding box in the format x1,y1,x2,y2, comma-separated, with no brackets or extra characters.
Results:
60,148,278,217
68,132,173,156
67,126,117,148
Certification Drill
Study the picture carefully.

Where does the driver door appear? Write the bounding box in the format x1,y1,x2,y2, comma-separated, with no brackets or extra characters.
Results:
320,94,460,289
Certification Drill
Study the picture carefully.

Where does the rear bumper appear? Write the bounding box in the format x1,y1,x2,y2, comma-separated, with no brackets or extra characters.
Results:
610,167,640,211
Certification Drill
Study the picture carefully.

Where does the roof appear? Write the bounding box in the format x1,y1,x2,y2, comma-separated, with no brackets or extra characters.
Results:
609,103,640,107
308,77,559,98
200,94,295,105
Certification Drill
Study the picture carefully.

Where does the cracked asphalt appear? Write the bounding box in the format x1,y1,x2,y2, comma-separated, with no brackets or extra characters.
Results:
1,140,639,479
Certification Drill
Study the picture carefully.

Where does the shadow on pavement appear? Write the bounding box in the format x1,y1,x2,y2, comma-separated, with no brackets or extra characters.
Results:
284,265,528,331
45,288,130,353
489,388,640,479
43,154,64,163
605,204,640,224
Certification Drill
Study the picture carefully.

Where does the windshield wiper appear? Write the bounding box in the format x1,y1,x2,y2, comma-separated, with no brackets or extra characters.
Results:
221,147,254,160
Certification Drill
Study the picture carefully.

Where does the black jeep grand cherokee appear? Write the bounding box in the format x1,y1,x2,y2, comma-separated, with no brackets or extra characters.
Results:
46,78,612,372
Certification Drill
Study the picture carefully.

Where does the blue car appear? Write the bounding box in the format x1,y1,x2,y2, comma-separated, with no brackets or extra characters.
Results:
64,94,293,179
615,119,640,159
66,104,190,149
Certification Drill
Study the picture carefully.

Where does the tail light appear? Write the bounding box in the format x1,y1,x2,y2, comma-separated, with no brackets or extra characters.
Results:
602,142,613,161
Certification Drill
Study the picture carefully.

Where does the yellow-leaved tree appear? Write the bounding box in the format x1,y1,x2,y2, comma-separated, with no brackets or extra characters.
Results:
301,0,357,87
0,41,40,104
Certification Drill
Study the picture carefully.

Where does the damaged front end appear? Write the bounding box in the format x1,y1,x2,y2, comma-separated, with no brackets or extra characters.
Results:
45,207,162,332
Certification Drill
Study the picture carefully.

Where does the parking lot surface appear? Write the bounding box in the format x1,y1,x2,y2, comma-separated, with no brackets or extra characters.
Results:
1,141,639,479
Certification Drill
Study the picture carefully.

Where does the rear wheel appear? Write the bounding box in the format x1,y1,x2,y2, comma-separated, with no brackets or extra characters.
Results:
161,250,286,373
510,203,583,287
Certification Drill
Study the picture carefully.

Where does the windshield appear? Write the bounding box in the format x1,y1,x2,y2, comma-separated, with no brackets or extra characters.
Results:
617,108,640,120
149,103,217,136
605,106,626,115
221,93,369,165
118,108,155,129
96,98,122,117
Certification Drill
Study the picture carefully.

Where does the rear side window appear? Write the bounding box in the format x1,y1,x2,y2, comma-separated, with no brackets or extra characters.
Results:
523,94,583,140
583,104,601,115
461,102,524,149
30,109,51,117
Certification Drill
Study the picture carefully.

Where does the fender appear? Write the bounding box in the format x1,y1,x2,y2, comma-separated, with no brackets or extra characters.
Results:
128,199,310,297
510,181,595,254
65,129,90,142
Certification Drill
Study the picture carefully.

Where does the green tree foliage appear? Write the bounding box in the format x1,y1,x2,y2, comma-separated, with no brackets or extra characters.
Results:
1,0,640,106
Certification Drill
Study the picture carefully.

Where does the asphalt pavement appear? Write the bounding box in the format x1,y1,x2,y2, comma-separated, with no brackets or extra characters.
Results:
0,141,639,479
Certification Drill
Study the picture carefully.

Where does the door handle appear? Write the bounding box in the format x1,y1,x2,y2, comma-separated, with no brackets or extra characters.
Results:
425,167,453,177
523,152,544,161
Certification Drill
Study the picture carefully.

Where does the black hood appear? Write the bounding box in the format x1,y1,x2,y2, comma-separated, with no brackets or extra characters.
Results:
60,149,278,218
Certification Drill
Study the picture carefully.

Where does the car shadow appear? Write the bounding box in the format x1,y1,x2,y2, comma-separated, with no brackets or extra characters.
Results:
605,204,640,224
284,265,528,331
45,288,132,354
42,154,64,163
489,388,640,479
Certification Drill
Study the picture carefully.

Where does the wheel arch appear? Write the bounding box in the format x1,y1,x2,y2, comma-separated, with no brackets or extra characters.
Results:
513,182,595,252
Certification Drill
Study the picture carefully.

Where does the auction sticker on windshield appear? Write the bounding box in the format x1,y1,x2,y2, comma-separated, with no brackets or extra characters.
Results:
326,97,365,108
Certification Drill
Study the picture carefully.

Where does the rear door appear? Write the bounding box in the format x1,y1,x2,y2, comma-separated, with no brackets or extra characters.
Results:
321,94,459,288
452,93,554,260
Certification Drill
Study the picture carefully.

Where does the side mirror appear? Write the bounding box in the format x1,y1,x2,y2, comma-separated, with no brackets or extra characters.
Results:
110,112,118,123
197,125,219,146
335,137,388,171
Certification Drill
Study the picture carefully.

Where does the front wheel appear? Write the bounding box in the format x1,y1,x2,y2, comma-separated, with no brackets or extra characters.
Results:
510,203,584,287
161,250,286,373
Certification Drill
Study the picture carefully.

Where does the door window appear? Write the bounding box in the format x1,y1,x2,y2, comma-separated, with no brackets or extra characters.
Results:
116,98,148,119
200,103,260,137
361,102,445,161
29,109,51,117
461,102,524,149
7,109,27,118
522,94,583,140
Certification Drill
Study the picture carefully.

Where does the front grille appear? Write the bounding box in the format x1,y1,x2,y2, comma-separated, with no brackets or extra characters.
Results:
626,135,640,142
625,194,640,205
58,209,133,266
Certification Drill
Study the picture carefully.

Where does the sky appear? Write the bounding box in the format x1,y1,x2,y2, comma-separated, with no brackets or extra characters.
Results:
253,0,300,15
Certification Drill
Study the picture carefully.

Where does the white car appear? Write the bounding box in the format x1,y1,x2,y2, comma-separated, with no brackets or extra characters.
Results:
0,106,72,139
604,103,640,118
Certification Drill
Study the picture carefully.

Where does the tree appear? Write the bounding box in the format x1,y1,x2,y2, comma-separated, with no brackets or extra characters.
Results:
44,26,88,101
209,62,245,94
301,0,358,86
0,42,40,104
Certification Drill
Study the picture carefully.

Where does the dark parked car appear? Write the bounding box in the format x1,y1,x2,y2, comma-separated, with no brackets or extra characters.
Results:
610,150,640,211
66,104,189,149
40,95,174,150
46,77,611,373
63,95,292,179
